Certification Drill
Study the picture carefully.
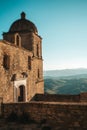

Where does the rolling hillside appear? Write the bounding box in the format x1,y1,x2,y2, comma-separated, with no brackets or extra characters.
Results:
44,69,87,95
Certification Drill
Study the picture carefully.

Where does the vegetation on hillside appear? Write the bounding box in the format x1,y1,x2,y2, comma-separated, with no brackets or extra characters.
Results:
44,77,87,95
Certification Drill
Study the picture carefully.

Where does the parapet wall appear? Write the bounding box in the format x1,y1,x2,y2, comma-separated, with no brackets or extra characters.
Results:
2,101,87,129
1,93,87,129
32,93,87,102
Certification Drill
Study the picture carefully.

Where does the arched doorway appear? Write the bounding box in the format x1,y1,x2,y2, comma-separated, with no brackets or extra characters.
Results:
18,85,25,102
14,79,27,102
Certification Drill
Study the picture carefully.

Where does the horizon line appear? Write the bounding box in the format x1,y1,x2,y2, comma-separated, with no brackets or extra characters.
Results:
44,67,87,71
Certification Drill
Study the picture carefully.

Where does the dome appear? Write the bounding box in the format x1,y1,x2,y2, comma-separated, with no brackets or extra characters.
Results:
9,12,38,34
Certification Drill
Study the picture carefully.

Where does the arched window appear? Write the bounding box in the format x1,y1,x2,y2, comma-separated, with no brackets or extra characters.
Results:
15,34,21,47
3,54,10,70
28,56,31,70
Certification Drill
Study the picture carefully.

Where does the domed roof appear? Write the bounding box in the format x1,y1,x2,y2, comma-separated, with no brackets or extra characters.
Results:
9,12,38,34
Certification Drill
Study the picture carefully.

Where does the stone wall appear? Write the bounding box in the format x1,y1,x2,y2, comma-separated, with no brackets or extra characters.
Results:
32,94,80,102
0,40,32,102
2,101,87,129
0,40,44,103
32,93,87,103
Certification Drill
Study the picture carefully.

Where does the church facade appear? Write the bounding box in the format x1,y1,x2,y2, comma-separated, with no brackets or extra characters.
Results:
0,12,44,103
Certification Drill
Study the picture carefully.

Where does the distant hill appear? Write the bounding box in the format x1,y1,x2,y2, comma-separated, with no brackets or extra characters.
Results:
44,68,87,95
44,68,87,78
44,77,87,95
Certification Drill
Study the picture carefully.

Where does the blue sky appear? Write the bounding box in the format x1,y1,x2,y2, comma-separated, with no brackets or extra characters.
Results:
0,0,87,70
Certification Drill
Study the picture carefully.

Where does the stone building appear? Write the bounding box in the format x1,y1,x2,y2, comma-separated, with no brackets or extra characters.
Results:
0,12,44,103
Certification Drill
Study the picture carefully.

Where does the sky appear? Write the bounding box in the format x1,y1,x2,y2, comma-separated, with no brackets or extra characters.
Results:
0,0,87,70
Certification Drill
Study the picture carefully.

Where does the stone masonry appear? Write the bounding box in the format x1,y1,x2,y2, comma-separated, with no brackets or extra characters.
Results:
0,12,44,103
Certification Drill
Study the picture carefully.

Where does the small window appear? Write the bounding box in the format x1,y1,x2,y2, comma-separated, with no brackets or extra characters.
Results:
3,54,10,70
28,56,31,70
16,35,20,46
36,44,39,57
38,69,40,78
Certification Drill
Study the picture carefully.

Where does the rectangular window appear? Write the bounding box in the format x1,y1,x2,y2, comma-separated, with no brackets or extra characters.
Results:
28,56,31,70
36,44,39,57
38,69,40,78
3,54,10,70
